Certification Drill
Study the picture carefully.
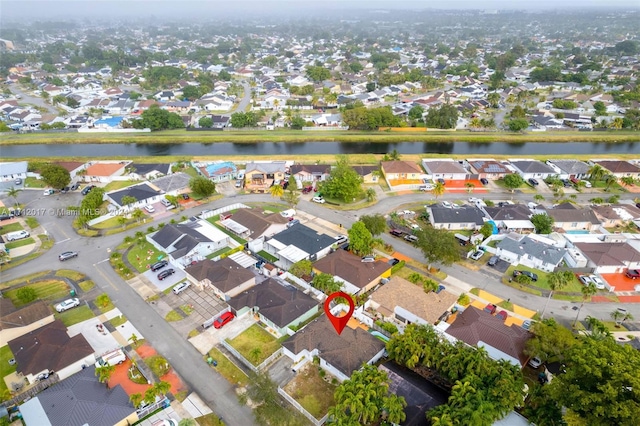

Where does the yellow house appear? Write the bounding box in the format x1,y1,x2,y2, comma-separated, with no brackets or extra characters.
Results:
244,161,287,192
380,160,423,186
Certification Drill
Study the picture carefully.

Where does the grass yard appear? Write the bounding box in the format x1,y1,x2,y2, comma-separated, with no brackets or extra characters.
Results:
250,203,286,213
55,269,86,281
55,305,95,327
212,223,247,244
78,280,95,291
283,364,338,420
227,324,281,366
94,294,115,313
110,315,127,327
0,345,17,395
258,250,278,263
505,265,584,293
195,413,226,426
103,180,140,192
4,280,70,307
126,241,166,273
24,176,46,188
25,217,39,229
5,236,36,250
183,166,200,178
92,215,139,230
165,310,183,322
206,347,249,387
206,247,231,259
0,270,51,289
0,222,25,234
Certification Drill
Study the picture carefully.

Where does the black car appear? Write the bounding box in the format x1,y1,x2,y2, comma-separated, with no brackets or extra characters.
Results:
513,270,538,282
182,193,190,200
157,268,176,280
81,185,96,195
70,182,80,191
480,178,489,185
60,186,70,193
390,229,404,237
437,178,446,185
528,178,539,186
487,256,499,267
150,260,168,271
388,258,400,266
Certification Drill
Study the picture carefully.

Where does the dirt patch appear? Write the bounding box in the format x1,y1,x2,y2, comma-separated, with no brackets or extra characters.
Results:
618,295,640,303
160,369,187,395
108,359,151,395
136,343,157,358
283,364,337,419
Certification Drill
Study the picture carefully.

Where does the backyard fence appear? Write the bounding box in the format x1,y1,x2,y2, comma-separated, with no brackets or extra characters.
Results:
281,272,326,301
200,203,250,220
220,340,283,373
277,387,329,426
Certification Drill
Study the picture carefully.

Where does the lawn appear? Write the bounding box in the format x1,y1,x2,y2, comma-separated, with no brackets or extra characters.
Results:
126,241,166,273
78,280,95,291
194,414,225,426
25,217,39,229
55,269,86,281
103,180,139,192
283,364,338,420
5,236,36,250
258,250,278,262
92,215,142,230
0,345,17,395
55,305,95,327
0,222,25,234
212,223,247,244
0,270,51,289
206,347,249,387
505,265,584,293
110,315,127,327
165,310,183,322
206,247,231,259
4,280,70,307
24,176,46,188
183,166,200,178
227,324,281,366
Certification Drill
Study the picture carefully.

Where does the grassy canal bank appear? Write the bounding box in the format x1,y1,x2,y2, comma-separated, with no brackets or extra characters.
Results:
1,129,639,145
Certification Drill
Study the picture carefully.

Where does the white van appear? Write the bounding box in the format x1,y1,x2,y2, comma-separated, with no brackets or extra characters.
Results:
160,198,175,210
6,230,30,241
95,348,126,367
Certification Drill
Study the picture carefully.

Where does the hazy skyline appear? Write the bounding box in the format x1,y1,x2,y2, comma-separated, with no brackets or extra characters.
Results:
2,0,639,22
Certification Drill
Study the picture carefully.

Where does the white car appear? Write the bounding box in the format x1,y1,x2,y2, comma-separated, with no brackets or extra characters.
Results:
56,298,80,313
589,275,606,290
144,205,155,213
528,356,542,369
43,189,55,196
579,275,593,286
469,197,481,204
470,250,484,261
442,201,452,208
312,196,325,204
172,282,190,295
419,184,434,191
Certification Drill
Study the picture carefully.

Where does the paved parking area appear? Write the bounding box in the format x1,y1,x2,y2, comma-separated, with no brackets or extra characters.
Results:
143,264,187,292
189,313,256,355
169,284,227,326
67,316,120,354
491,259,510,274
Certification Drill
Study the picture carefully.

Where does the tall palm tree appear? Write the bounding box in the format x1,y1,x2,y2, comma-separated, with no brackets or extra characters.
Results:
431,182,446,199
6,186,21,207
95,365,115,388
533,194,545,203
573,282,598,329
152,380,171,397
144,387,157,404
129,393,143,408
603,174,617,191
384,394,407,424
587,164,606,182
132,209,144,223
269,183,284,198
465,182,475,194
620,176,635,187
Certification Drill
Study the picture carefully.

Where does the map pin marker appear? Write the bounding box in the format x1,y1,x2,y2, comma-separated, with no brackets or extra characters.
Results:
324,291,355,335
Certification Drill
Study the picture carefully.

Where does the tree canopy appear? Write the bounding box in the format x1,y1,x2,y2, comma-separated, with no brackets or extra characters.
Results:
305,65,331,82
425,104,459,129
230,111,259,128
531,213,554,234
342,106,401,130
321,156,363,202
40,163,71,189
189,176,216,197
415,226,459,266
132,105,185,131
360,214,387,236
348,221,374,256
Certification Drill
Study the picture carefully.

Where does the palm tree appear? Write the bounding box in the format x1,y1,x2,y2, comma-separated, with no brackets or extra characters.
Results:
588,164,606,182
6,186,21,207
132,208,144,223
603,174,617,191
95,365,115,388
249,348,262,364
541,271,572,319
269,183,284,198
383,394,407,424
573,282,597,329
609,117,623,129
153,380,171,397
533,194,545,203
431,413,455,426
431,182,445,199
465,182,475,194
129,393,143,408
620,176,635,187
365,187,376,202
487,92,500,108
117,216,127,230
144,387,157,404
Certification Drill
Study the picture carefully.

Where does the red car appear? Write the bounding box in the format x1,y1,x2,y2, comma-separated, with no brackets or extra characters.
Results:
496,310,508,321
626,269,640,279
483,304,497,315
302,186,313,194
214,311,235,329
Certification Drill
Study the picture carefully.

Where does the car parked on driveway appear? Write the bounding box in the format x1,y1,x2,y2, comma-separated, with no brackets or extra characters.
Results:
81,185,96,195
158,268,176,280
483,303,497,315
172,282,190,295
579,275,593,286
528,178,539,186
589,275,605,290
496,310,508,321
6,230,30,241
480,178,489,185
390,229,404,237
144,205,155,213
14,178,22,185
56,298,80,313
513,270,538,282
528,356,542,369
361,256,376,263
487,256,499,267
625,269,640,279
59,251,78,261
214,311,235,329
470,250,484,261
312,196,325,204
442,201,452,208
150,260,168,271
404,234,418,243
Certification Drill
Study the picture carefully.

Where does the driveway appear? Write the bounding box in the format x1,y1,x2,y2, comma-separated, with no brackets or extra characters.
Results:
144,264,186,292
190,314,255,355
67,316,120,355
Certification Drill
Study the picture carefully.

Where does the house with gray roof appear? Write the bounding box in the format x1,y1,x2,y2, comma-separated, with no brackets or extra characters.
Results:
151,172,191,195
0,161,28,183
263,224,335,269
127,163,171,180
508,160,557,180
544,203,601,232
228,278,319,337
483,204,535,233
546,160,590,179
421,159,469,181
185,257,256,300
428,205,485,230
105,183,162,209
495,234,566,272
148,220,231,267
290,164,331,186
19,365,137,426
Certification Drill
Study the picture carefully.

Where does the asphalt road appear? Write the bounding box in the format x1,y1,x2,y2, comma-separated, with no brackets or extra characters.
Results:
2,187,640,422
225,80,251,115
9,84,58,115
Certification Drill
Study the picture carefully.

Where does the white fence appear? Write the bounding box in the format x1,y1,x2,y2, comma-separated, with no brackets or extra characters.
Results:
278,387,329,425
220,340,283,373
281,272,326,301
200,203,250,220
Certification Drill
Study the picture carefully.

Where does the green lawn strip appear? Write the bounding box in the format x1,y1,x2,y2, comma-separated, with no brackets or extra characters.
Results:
55,305,95,327
0,223,25,234
501,278,543,296
24,176,46,188
194,413,226,426
206,348,249,387
126,241,166,273
206,247,231,259
109,315,128,327
93,215,146,230
212,223,247,244
78,280,95,291
183,167,200,178
0,270,52,289
25,217,39,229
0,345,17,395
551,294,583,302
283,365,338,419
55,269,85,281
103,180,140,192
226,324,281,366
103,222,147,235
258,250,278,262
600,321,627,332
4,279,70,307
165,310,182,322
504,265,583,293
5,237,36,250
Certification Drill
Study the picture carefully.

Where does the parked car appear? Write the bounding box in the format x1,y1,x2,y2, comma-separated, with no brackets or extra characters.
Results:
312,196,325,204
419,184,433,191
496,310,508,321
579,275,593,286
404,235,418,243
361,256,376,263
436,284,446,294
214,311,235,329
235,179,243,188
528,356,542,369
522,320,532,331
172,282,190,294
56,298,80,313
60,186,70,194
388,258,400,266
483,303,497,315
70,182,80,191
480,178,489,185
287,219,300,228
528,178,539,186
487,256,499,267
150,260,168,271
81,185,96,195
6,230,29,241
43,189,55,196
302,186,313,194
334,235,348,244
470,250,484,261
442,201,452,208
513,270,538,282
144,205,155,213
390,229,404,237
589,275,605,290
437,178,446,185
14,178,22,185
468,197,481,204
58,251,78,261
157,268,176,280
625,269,640,279
181,193,190,200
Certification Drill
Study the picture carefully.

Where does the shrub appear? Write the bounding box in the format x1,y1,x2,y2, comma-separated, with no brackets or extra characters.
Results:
390,260,405,274
96,293,111,308
376,320,398,335
17,287,37,304
457,293,471,306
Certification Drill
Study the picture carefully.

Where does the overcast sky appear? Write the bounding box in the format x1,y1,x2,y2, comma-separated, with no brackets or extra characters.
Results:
2,0,639,21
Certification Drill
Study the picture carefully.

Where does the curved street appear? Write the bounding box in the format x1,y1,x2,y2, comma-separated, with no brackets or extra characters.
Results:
2,187,640,423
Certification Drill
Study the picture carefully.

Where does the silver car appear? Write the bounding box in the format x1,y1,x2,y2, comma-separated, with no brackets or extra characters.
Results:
172,282,190,295
56,298,80,312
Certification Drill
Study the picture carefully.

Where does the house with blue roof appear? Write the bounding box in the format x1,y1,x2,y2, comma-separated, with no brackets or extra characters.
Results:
192,160,237,183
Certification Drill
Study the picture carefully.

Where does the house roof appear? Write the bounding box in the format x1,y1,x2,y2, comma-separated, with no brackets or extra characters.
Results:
108,183,161,206
381,160,423,174
591,204,640,221
446,306,531,366
290,164,331,175
545,204,600,225
20,365,135,426
129,163,171,176
430,205,485,225
282,315,385,377
228,209,288,238
152,172,191,193
185,257,255,292
270,224,335,256
351,165,378,176
0,161,28,176
421,160,467,174
594,160,640,174
246,161,287,174
85,162,124,177
0,300,52,331
547,160,590,175
575,242,640,266
369,276,457,324
313,250,392,290
497,235,566,266
228,278,317,328
468,160,510,174
53,161,85,173
7,320,94,376
150,222,216,254
509,160,556,174
484,204,532,221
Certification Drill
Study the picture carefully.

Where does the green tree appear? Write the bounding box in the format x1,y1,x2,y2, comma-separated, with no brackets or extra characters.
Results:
408,105,424,121
593,101,607,116
281,189,300,208
6,186,21,207
144,387,158,404
321,156,363,202
311,273,341,294
79,187,105,221
348,221,374,256
40,163,71,189
290,115,306,130
415,227,459,267
431,182,445,199
133,105,185,131
165,195,179,208
507,118,529,132
289,259,312,278
95,365,115,388
152,380,171,397
0,122,11,132
360,214,386,236
604,174,618,191
502,174,524,192
365,187,377,202
189,176,216,197
573,283,598,328
182,85,201,101
509,105,527,119
525,318,578,362
541,270,573,319
129,393,143,408
305,65,331,82
96,293,111,308
425,104,459,129
588,164,606,182
269,183,284,198
487,92,500,108
120,195,137,208
531,213,554,234
478,222,494,239
198,116,213,128
16,287,37,304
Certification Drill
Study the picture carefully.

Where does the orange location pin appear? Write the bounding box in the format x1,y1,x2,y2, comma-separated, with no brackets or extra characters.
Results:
324,291,355,335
